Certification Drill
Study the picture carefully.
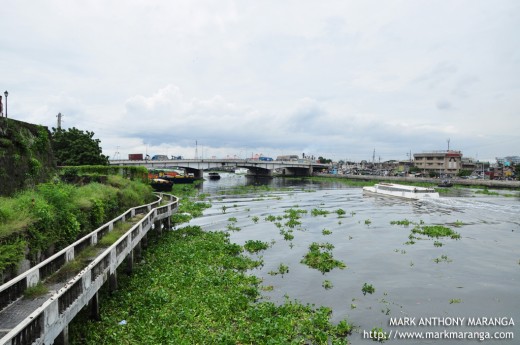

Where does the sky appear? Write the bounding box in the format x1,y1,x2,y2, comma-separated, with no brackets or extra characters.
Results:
1,0,519,162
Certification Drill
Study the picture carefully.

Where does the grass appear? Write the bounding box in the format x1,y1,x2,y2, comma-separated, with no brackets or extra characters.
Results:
23,282,48,299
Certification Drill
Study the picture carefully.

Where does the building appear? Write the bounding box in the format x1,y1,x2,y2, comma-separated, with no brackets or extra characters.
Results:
413,150,463,176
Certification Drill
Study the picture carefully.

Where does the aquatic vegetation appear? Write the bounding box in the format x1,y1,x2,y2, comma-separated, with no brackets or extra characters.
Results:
411,225,460,239
453,220,464,227
69,225,352,343
370,327,389,342
322,280,333,290
228,217,238,223
335,208,346,217
362,283,375,295
243,240,269,253
322,229,332,235
226,224,241,232
280,229,294,241
434,255,452,263
251,216,259,223
265,215,277,222
283,208,307,218
311,208,330,217
364,219,372,226
269,263,289,276
284,218,301,229
390,219,412,226
450,298,462,304
433,241,443,247
301,242,346,274
221,205,227,213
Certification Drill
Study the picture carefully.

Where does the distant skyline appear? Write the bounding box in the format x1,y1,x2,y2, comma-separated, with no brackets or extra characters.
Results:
1,1,519,162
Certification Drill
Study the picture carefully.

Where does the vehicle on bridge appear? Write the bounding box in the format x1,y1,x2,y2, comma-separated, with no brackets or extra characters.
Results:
151,155,169,161
259,156,273,161
129,153,144,160
276,155,299,161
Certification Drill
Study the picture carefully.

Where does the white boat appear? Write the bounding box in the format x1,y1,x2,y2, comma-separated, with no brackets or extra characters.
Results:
234,168,249,175
362,183,439,200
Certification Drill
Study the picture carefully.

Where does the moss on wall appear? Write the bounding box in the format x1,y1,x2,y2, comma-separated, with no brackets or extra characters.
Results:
0,118,57,196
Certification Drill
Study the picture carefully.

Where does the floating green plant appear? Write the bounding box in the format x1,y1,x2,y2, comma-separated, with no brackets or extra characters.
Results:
311,208,330,217
362,283,375,295
450,298,462,304
433,255,452,263
390,219,412,226
243,240,269,253
322,229,332,235
228,217,238,223
251,216,259,223
301,242,346,274
412,225,460,239
364,219,372,226
322,280,333,290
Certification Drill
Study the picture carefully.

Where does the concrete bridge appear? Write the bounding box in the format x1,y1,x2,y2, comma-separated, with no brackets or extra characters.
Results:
108,158,329,178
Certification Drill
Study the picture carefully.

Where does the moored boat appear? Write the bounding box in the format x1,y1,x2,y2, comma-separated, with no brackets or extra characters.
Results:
234,168,249,175
363,183,439,200
438,180,453,188
150,178,173,192
208,172,221,180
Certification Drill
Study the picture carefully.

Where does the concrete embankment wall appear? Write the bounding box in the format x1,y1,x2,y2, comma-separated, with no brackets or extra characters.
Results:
314,173,520,189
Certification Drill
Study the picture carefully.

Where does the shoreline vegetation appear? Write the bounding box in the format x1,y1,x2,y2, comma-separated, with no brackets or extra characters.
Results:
0,173,154,280
69,184,354,344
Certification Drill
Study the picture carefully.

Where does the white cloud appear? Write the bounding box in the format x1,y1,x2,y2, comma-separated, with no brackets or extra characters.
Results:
2,0,519,162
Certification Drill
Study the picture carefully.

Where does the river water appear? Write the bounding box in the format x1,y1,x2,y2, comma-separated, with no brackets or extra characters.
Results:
190,173,520,344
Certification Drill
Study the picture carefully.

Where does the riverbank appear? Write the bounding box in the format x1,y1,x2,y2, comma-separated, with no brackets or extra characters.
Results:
314,173,520,189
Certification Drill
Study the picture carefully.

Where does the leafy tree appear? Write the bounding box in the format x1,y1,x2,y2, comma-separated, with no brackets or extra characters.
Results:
51,127,109,166
318,156,332,164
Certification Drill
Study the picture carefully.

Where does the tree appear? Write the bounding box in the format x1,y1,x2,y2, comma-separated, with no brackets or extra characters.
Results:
318,156,333,164
51,127,109,166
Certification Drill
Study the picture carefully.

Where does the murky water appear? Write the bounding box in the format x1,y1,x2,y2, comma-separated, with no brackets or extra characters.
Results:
191,173,520,343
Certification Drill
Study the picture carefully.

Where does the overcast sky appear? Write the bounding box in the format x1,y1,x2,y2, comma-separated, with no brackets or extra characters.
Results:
1,0,519,162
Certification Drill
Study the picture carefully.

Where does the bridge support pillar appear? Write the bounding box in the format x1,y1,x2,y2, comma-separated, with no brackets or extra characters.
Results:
89,292,101,321
142,233,148,249
154,220,162,235
55,325,69,345
126,251,133,275
109,271,118,293
163,217,171,231
135,242,142,261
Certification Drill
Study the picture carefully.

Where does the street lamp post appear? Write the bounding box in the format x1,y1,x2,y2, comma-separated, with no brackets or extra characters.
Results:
3,91,7,118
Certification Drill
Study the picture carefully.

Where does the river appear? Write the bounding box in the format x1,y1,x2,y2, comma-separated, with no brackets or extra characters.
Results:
190,173,520,344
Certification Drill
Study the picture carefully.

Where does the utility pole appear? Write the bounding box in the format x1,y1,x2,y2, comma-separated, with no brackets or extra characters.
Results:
195,140,198,159
56,113,64,129
447,138,450,151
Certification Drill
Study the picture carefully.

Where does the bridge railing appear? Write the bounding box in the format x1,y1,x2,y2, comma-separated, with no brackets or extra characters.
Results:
0,192,178,345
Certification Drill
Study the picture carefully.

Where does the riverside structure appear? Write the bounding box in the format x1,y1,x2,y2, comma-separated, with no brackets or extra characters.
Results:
0,193,178,345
